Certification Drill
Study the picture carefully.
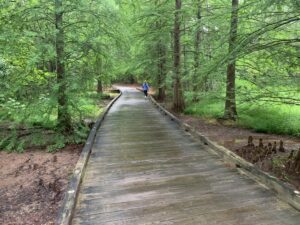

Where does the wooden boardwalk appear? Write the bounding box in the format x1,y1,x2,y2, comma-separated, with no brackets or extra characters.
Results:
72,87,300,225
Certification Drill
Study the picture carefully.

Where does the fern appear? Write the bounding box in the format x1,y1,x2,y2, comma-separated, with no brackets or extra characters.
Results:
47,134,66,152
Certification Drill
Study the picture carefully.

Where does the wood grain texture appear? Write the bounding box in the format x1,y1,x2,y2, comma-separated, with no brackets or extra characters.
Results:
72,87,300,225
56,91,122,225
149,94,300,211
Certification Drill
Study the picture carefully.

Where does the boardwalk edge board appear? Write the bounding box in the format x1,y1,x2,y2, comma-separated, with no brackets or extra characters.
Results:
56,90,122,225
149,95,300,211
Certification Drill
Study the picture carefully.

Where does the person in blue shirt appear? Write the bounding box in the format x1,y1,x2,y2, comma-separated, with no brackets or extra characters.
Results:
142,80,149,98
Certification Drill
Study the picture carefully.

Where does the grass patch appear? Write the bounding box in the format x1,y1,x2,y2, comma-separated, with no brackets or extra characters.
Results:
185,95,300,137
184,96,224,119
238,104,300,136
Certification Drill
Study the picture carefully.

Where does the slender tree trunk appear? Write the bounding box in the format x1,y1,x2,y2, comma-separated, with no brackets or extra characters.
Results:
97,79,103,93
173,0,185,112
193,0,202,99
55,0,72,133
202,0,212,92
154,7,166,101
224,0,239,120
96,56,103,93
206,0,212,61
47,60,56,72
182,19,188,91
157,40,166,101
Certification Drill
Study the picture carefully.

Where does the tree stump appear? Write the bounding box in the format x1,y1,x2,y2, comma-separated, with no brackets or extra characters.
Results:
288,150,295,159
294,149,300,173
272,141,277,154
259,138,264,148
262,159,273,171
247,136,254,147
278,140,285,152
267,143,273,154
285,150,294,172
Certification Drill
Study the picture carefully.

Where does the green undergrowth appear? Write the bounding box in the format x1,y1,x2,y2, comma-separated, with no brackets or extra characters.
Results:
0,91,112,153
0,128,88,153
184,95,300,137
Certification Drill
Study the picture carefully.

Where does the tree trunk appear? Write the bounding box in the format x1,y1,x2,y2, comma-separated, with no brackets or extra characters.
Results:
55,0,72,133
224,0,239,120
97,79,103,93
202,0,212,92
47,60,56,72
157,40,166,101
182,19,188,91
154,6,166,101
206,0,212,61
173,0,185,112
193,0,202,99
96,56,103,93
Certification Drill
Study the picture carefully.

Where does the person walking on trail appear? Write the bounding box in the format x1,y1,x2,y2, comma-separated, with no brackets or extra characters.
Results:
142,81,149,98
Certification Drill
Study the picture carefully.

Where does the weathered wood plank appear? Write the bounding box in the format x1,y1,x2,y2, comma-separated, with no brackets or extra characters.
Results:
56,91,122,225
72,87,300,225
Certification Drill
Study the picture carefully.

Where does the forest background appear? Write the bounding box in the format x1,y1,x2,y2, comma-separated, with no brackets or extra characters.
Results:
0,0,299,152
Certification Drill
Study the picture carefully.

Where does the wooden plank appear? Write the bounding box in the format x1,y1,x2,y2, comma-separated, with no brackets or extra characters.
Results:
149,94,300,210
71,87,300,225
56,91,122,225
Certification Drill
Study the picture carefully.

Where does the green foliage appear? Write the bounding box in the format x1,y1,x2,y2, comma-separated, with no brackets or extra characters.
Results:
72,125,90,144
185,92,300,136
184,93,224,118
0,58,9,77
0,135,13,152
1,0,300,152
0,130,24,153
0,89,108,152
0,0,124,152
238,105,300,136
47,135,66,153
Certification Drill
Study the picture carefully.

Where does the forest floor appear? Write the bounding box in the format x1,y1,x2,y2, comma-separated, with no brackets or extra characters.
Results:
0,95,115,225
0,144,82,225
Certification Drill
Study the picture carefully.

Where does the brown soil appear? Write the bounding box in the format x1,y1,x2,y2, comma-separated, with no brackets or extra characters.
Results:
0,144,82,225
176,114,300,190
